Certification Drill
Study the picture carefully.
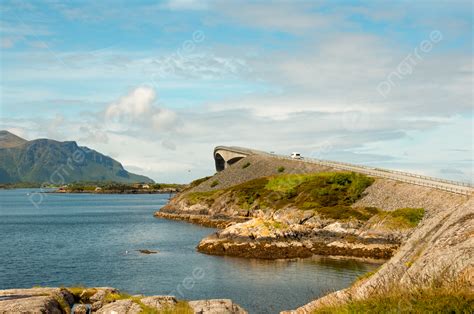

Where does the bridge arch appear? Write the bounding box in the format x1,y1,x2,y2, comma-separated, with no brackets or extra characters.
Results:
213,146,258,172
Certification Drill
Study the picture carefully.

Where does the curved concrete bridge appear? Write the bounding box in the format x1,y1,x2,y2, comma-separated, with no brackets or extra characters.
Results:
213,146,268,171
214,146,473,195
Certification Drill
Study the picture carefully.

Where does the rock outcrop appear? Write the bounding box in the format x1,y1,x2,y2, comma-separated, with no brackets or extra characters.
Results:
0,287,248,314
0,287,74,314
283,185,473,313
158,169,420,260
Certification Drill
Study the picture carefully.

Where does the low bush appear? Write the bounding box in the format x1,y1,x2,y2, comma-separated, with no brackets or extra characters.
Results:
389,207,424,227
242,162,251,169
371,208,425,230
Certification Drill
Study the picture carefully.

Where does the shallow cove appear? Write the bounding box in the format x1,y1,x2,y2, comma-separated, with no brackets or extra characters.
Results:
0,189,381,313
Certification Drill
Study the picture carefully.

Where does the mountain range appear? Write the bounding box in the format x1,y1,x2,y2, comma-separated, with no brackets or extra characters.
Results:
0,130,153,184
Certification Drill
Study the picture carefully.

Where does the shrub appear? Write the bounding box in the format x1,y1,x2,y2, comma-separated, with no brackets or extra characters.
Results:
185,190,222,206
210,180,219,188
277,166,285,173
314,205,379,221
242,162,251,169
389,207,424,227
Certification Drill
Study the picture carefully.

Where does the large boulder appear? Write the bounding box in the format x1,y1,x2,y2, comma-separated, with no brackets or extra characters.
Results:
0,288,74,314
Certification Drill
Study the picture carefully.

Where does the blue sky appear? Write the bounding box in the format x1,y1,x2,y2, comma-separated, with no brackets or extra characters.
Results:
0,0,472,183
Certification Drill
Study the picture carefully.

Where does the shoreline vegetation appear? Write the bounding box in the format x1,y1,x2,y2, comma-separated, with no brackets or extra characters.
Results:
0,182,186,194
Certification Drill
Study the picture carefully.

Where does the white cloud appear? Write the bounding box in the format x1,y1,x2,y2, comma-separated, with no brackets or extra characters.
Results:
104,86,178,132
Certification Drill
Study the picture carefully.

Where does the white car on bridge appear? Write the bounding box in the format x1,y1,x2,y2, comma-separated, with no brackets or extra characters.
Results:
290,152,303,159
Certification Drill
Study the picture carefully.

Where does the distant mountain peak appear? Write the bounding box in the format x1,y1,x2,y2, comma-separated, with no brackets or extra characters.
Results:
0,130,28,148
0,131,154,184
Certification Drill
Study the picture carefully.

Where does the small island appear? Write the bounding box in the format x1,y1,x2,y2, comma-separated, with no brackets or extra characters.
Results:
53,182,185,194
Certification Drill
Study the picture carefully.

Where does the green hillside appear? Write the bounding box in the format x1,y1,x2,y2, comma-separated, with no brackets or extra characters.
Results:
0,131,153,184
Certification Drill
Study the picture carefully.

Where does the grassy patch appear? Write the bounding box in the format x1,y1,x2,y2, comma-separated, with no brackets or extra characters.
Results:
277,166,286,173
185,190,223,206
67,286,97,302
389,208,424,227
184,172,376,221
372,208,425,230
266,174,309,193
210,180,219,188
53,295,71,314
311,206,380,221
312,286,474,314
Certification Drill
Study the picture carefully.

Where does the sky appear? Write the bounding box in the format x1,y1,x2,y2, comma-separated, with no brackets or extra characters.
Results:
0,0,472,183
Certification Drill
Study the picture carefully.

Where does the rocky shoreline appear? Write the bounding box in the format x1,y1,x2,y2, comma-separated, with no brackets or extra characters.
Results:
156,175,409,261
0,287,247,314
197,233,397,260
154,212,249,229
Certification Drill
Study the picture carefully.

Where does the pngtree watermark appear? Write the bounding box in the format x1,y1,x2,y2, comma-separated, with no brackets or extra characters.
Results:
168,267,205,299
28,147,91,209
377,30,443,98
148,30,205,85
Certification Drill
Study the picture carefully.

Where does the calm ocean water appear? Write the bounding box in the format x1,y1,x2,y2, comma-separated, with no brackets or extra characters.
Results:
0,189,380,313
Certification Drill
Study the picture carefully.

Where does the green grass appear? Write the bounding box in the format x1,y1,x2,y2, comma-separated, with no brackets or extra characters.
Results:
389,208,424,227
371,208,425,229
312,286,474,314
184,172,378,221
67,286,97,302
310,205,380,221
265,174,309,193
210,180,219,188
186,190,223,206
